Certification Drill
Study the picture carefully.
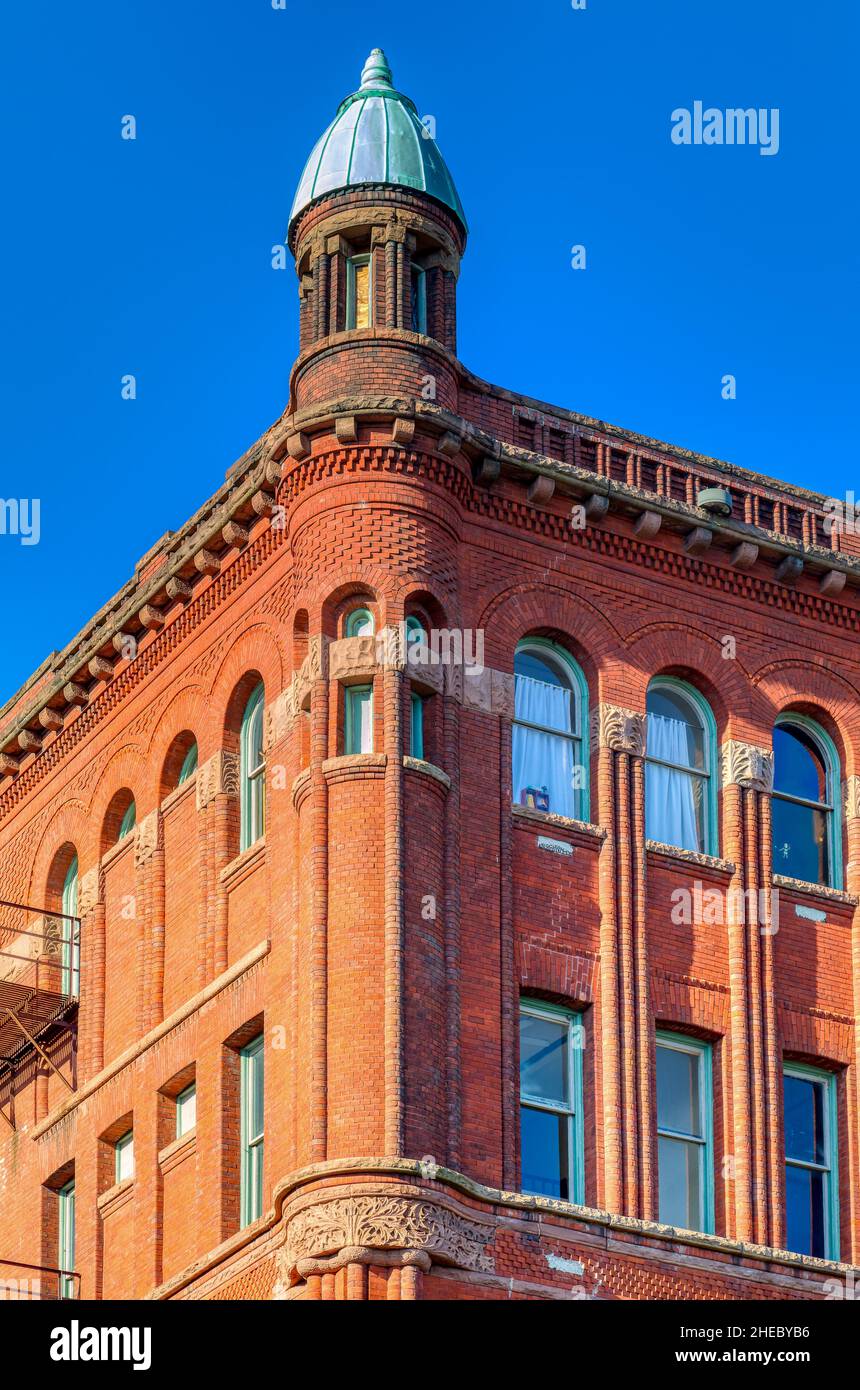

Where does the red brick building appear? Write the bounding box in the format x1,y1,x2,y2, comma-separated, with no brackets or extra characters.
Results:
1,48,859,1302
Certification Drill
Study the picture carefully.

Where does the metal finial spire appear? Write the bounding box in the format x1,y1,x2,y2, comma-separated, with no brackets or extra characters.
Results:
361,48,394,89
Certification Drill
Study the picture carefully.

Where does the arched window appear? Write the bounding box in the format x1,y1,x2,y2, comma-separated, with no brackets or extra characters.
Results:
512,639,588,821
772,716,840,888
61,856,80,997
411,264,427,334
118,799,136,842
178,741,198,784
345,607,374,638
645,680,717,855
406,616,428,760
240,683,265,851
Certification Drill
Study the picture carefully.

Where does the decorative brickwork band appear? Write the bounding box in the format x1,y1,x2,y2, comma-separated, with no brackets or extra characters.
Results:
721,740,774,793
195,751,240,810
591,704,647,756
281,1195,494,1282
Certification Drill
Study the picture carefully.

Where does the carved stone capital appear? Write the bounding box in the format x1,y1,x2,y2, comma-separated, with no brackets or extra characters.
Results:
591,704,647,756
721,739,774,793
461,667,515,719
196,750,240,810
281,1195,494,1285
844,776,860,822
134,810,162,867
263,689,295,754
78,865,103,916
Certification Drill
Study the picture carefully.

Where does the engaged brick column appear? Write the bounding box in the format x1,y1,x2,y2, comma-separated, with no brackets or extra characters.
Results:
842,776,860,1261
135,810,164,1031
382,657,405,1155
196,751,240,979
78,864,105,1080
592,704,649,1217
308,636,330,1162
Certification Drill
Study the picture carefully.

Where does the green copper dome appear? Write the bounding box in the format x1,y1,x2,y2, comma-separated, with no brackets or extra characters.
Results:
289,49,467,238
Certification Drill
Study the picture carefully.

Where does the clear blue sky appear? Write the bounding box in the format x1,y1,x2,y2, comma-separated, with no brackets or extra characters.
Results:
0,0,857,701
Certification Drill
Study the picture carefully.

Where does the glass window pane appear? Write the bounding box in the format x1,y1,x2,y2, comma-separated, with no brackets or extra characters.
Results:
520,1013,568,1105
353,261,370,328
656,1045,701,1136
774,725,827,802
772,796,828,885
645,759,704,853
410,693,424,760
346,687,373,754
116,1133,134,1183
647,688,705,770
512,725,576,818
177,1085,196,1137
658,1134,702,1229
514,655,574,733
786,1163,826,1258
784,1074,826,1166
520,1105,569,1200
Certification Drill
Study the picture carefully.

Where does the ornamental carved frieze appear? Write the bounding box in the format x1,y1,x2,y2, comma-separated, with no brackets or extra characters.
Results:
294,635,330,712
78,865,103,917
134,810,162,867
263,689,295,754
195,751,240,810
328,634,380,683
281,1195,494,1281
843,776,860,822
591,704,647,757
461,667,515,719
721,739,774,793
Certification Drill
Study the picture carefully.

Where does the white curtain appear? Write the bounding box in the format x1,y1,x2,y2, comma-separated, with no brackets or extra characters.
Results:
646,713,700,850
512,675,576,818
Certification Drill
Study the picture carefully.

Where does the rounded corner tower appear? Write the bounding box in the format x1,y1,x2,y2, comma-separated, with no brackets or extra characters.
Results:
287,48,468,414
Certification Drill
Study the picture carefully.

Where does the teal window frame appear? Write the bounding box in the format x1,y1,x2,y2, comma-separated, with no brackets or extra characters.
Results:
655,1030,715,1235
58,1180,75,1300
513,637,590,821
345,684,373,755
783,1061,839,1260
345,607,374,638
178,741,199,785
115,1130,134,1184
61,855,80,997
519,999,585,1204
410,263,427,334
118,798,136,842
773,714,842,889
240,683,265,852
410,692,425,760
176,1083,197,1139
646,676,719,857
240,1035,264,1228
346,254,372,330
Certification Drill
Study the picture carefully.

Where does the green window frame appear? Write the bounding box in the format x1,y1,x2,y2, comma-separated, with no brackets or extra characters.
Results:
783,1062,839,1260
176,1083,197,1139
513,637,590,821
345,607,374,638
240,1036,264,1228
118,798,136,842
115,1130,134,1184
346,254,372,330
178,741,198,784
655,1031,714,1234
61,855,80,997
345,685,373,755
519,999,584,1204
411,263,427,334
646,677,719,857
240,683,265,852
410,692,425,760
58,1180,75,1300
772,714,842,889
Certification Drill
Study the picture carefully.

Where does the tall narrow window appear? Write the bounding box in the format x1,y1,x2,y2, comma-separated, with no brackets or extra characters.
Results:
784,1064,838,1259
772,718,840,888
176,1083,197,1139
58,1181,75,1300
345,607,375,638
656,1033,714,1233
519,1002,584,1202
411,263,427,334
240,683,265,852
410,692,425,760
346,255,372,330
240,1036,264,1228
512,640,587,820
178,741,198,784
118,799,136,842
345,685,373,755
645,680,716,855
61,855,80,997
115,1130,134,1184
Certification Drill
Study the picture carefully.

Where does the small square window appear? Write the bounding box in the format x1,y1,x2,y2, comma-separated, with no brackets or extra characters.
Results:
176,1083,197,1139
115,1131,134,1185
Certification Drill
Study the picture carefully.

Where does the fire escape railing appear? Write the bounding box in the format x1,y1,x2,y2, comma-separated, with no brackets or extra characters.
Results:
0,899,80,1130
0,1259,80,1300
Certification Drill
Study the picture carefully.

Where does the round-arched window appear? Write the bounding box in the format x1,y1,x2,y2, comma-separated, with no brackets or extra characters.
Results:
512,640,587,820
645,680,716,855
772,718,839,887
345,608,374,638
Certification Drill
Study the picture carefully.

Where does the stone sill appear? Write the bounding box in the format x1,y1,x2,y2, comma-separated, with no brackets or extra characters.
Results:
158,1130,197,1175
322,753,387,784
512,805,606,842
773,874,858,908
97,1178,134,1219
646,840,735,875
220,838,266,891
403,756,450,789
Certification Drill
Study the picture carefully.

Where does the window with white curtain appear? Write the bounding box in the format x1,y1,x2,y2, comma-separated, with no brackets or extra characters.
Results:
512,640,586,820
645,681,715,855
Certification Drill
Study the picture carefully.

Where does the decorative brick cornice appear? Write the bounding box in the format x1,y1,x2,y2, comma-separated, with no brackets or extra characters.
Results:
721,739,774,793
195,751,240,810
591,703,646,756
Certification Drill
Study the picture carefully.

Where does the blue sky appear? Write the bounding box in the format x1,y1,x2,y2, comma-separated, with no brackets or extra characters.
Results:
0,0,857,700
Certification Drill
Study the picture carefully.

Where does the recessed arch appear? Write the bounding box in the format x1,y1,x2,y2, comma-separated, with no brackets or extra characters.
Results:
645,677,718,856
513,636,589,821
772,713,842,889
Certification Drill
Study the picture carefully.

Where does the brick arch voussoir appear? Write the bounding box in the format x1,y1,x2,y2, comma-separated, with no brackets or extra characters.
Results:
85,744,151,863
206,622,288,743
625,622,768,740
27,800,89,908
753,659,860,778
476,582,623,691
304,565,402,629
142,684,209,793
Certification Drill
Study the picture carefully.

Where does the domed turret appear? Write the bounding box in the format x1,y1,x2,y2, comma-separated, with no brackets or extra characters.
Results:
288,48,467,241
